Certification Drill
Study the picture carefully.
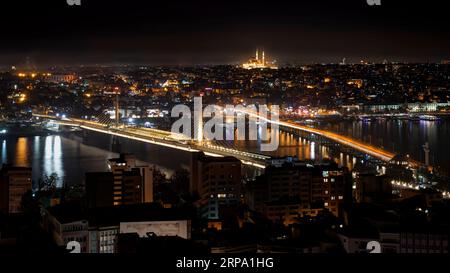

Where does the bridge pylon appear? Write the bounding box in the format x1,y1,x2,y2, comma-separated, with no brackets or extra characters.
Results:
111,135,121,153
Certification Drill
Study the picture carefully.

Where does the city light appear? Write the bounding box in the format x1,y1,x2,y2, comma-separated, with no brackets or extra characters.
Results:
2,1,450,258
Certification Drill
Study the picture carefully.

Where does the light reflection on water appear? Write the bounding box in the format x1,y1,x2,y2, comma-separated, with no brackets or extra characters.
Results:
0,133,192,187
317,118,449,167
43,135,64,187
0,135,117,188
231,128,357,170
15,137,28,166
0,118,447,186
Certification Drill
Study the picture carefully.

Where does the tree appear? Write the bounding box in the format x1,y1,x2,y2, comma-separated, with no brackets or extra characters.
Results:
171,168,190,196
38,173,59,192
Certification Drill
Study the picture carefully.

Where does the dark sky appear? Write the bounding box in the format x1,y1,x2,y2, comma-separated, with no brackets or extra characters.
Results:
1,0,449,66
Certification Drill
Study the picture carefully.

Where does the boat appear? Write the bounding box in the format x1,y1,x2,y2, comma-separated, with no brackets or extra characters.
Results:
419,115,440,121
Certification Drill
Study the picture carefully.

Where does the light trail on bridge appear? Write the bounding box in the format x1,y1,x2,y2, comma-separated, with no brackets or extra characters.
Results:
235,109,395,162
33,113,268,169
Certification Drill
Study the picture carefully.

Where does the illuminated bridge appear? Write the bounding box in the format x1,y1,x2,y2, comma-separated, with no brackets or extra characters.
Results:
236,108,429,168
34,107,426,170
32,113,269,169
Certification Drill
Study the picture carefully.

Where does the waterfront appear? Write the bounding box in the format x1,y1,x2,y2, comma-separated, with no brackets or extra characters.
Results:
0,133,191,188
316,117,450,168
1,118,449,187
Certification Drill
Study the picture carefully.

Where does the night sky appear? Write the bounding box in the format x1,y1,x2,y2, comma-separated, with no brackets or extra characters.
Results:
0,0,449,66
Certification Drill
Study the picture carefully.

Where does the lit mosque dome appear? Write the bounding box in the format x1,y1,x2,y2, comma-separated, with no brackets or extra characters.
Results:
242,49,278,70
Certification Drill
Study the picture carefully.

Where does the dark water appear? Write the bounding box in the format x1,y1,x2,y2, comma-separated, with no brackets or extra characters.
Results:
0,132,191,188
316,118,450,168
234,118,450,169
0,135,115,187
0,119,448,186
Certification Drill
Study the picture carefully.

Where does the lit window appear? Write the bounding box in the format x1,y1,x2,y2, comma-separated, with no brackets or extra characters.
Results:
331,178,335,183
338,195,344,200
324,202,329,207
324,179,328,183
325,190,329,194
331,196,336,200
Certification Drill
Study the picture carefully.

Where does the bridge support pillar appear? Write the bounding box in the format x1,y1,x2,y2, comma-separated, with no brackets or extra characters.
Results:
111,135,121,153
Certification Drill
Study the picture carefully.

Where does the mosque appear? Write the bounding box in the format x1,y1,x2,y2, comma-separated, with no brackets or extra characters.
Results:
242,49,278,69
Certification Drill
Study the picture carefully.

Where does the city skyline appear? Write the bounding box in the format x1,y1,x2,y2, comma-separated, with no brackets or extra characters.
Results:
1,0,450,259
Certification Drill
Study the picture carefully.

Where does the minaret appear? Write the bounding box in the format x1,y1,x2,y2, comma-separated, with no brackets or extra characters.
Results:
255,49,259,61
262,51,265,66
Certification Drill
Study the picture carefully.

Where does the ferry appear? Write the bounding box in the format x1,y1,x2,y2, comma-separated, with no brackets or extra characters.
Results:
419,115,440,121
359,116,375,122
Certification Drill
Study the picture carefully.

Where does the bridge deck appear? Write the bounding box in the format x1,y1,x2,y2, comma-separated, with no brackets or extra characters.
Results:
33,114,268,169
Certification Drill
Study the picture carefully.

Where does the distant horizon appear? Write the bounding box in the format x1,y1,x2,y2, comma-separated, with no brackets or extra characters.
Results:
1,57,449,70
1,50,449,68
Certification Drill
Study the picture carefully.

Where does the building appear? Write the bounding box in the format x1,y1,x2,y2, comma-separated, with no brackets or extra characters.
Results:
400,231,449,253
107,154,153,204
263,200,324,225
85,172,115,208
399,188,443,207
337,228,379,254
88,225,119,254
242,49,278,70
86,154,154,208
247,159,352,223
355,173,392,203
45,205,90,253
338,202,450,253
86,169,142,208
120,220,191,240
0,165,32,213
120,169,142,205
338,224,450,254
338,226,399,254
44,74,76,83
108,154,136,206
245,175,268,214
362,102,450,113
45,203,194,253
190,152,242,219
